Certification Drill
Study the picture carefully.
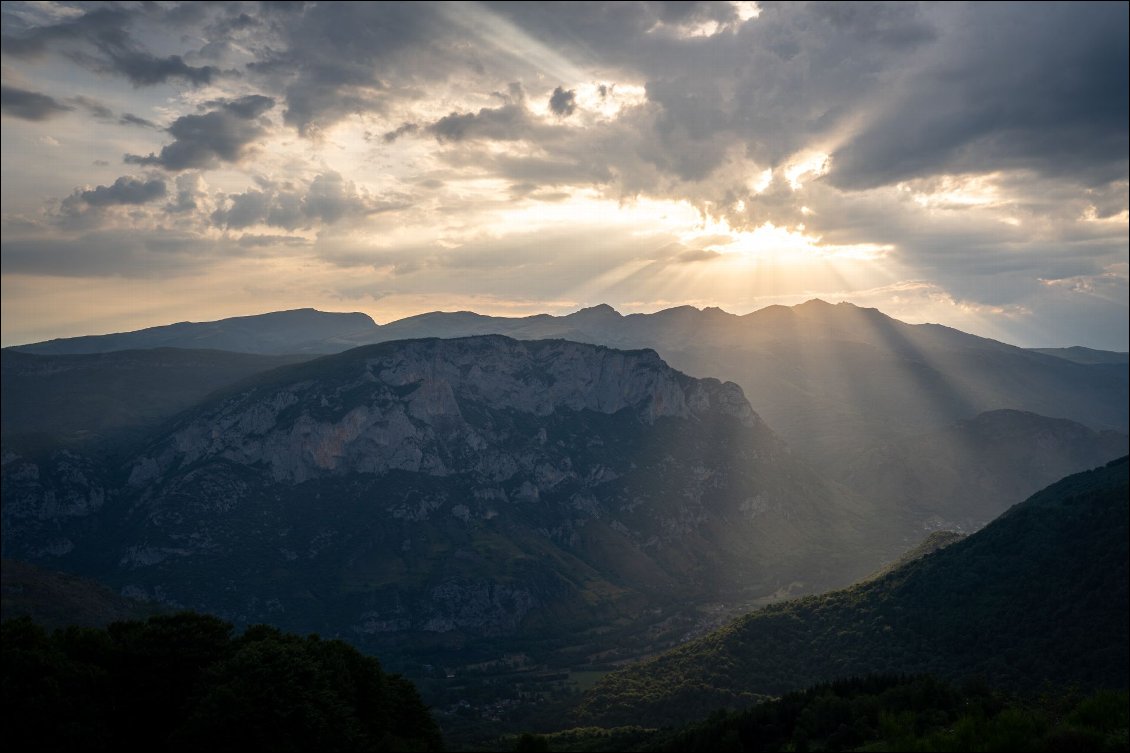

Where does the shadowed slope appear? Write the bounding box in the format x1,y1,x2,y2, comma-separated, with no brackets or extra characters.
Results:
1,348,315,452
577,457,1130,727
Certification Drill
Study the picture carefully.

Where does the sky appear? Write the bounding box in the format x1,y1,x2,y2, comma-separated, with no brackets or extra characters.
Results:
1,1,1127,349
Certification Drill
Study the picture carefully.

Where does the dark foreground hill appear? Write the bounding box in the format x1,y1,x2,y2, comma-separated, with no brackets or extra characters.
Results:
528,676,1129,752
1,612,443,751
577,457,1130,728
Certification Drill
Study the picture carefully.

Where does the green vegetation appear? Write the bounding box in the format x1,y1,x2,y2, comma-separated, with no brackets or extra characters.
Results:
529,675,1129,752
578,458,1129,727
648,676,1130,752
1,611,443,751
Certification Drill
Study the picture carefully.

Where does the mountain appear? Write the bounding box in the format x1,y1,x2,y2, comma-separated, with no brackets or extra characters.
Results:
426,301,1130,461
10,308,378,356
836,409,1128,536
18,301,1123,467
576,457,1130,727
1029,346,1130,365
1,336,880,665
1,348,314,452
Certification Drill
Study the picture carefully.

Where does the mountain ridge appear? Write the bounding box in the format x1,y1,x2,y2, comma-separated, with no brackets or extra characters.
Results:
12,301,1125,451
575,456,1130,727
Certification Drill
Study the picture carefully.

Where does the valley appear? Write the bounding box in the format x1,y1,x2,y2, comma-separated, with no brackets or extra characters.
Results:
2,302,1127,749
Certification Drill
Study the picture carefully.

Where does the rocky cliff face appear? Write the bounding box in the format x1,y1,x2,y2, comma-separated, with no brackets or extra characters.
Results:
130,337,758,485
4,336,870,656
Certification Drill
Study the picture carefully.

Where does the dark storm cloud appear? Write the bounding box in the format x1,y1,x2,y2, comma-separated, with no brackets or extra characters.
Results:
474,2,940,194
807,2,937,49
484,2,1117,193
1,6,219,87
250,2,448,134
0,84,72,120
125,96,275,171
0,7,132,58
77,177,167,206
548,86,577,117
104,50,218,87
828,3,1130,189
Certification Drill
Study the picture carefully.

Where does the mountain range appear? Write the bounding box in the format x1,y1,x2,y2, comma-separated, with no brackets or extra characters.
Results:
6,302,1126,550
3,336,885,666
12,302,1126,470
3,301,1128,746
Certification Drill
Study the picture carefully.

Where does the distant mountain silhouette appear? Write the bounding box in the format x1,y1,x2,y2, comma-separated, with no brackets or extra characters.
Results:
11,308,378,355
1028,346,1130,364
11,302,1127,464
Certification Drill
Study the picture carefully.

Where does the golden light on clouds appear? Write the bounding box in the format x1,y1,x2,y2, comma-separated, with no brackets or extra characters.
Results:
0,2,1125,349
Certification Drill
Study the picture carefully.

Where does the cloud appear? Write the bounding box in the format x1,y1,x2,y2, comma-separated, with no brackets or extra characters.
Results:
428,103,534,143
382,122,419,143
0,84,72,120
1,2,1126,350
548,86,576,116
103,50,218,87
76,176,167,206
167,173,208,214
827,3,1129,190
210,172,399,230
2,5,219,87
237,233,311,248
120,113,158,129
0,230,207,278
125,95,275,171
249,2,450,134
673,248,722,263
66,94,112,119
